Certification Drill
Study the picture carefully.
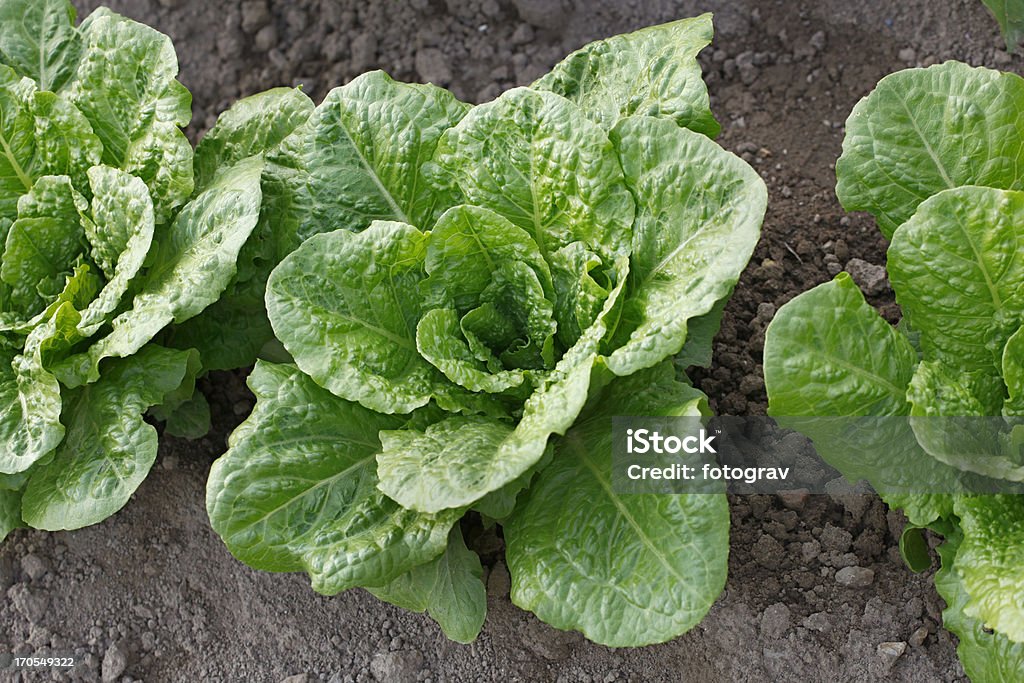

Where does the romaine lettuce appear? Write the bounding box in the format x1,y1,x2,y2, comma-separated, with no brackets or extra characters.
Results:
765,61,1024,681
207,15,766,646
0,0,263,536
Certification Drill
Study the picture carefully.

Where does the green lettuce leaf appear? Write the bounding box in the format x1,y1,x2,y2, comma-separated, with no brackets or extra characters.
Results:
66,8,192,220
0,343,62,474
367,526,486,644
888,186,1024,372
935,532,1024,681
533,14,718,137
505,362,727,647
954,496,1024,643
836,62,1024,238
982,0,1024,53
262,70,469,260
0,0,81,91
434,87,634,264
206,361,459,593
57,156,264,386
604,115,765,377
20,345,193,530
193,86,314,193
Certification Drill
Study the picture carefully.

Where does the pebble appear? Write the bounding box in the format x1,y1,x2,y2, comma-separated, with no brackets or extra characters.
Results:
509,0,568,27
279,675,311,683
898,47,917,63
101,642,128,682
21,553,48,581
908,626,929,647
254,24,278,52
240,0,271,34
760,602,791,639
835,566,875,588
845,258,888,295
877,641,907,668
415,48,452,85
802,612,831,632
370,650,422,683
777,489,809,510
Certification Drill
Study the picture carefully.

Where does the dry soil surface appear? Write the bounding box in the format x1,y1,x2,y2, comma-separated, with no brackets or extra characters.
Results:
3,1,1022,681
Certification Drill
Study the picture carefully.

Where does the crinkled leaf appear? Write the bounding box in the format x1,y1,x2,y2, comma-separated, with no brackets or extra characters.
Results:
1004,326,1024,416
888,186,1024,371
421,204,551,310
0,483,21,541
548,242,608,348
765,274,917,417
206,361,458,592
505,362,727,646
533,14,718,137
377,416,514,513
836,62,1024,238
0,0,80,91
263,70,469,260
194,86,313,193
604,116,765,377
267,222,448,415
20,345,192,530
156,391,210,440
1,174,86,311
367,526,485,644
0,344,62,474
57,156,264,386
936,533,1024,680
77,165,154,334
955,496,1024,642
434,87,633,263
66,9,192,219
166,275,275,371
416,308,524,394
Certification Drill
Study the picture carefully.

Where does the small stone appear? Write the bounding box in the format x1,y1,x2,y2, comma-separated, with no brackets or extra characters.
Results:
350,33,377,72
370,651,422,683
141,632,156,652
802,612,831,632
101,642,129,682
898,47,917,63
254,24,278,52
819,524,853,553
752,534,784,570
415,48,452,85
845,258,888,295
279,675,311,683
778,489,809,510
835,566,875,588
240,0,271,34
995,49,1013,66
20,553,48,581
487,561,510,598
511,24,534,45
877,641,907,668
809,31,826,52
760,602,791,639
908,626,929,647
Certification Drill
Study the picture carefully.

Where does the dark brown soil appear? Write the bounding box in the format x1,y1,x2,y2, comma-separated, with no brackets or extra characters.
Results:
3,1,1022,681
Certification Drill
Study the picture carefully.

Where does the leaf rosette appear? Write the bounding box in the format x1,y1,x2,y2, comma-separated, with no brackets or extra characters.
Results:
765,61,1024,679
0,1,264,537
207,15,766,646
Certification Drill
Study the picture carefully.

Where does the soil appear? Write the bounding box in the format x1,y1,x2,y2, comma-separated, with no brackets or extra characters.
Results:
2,0,1021,681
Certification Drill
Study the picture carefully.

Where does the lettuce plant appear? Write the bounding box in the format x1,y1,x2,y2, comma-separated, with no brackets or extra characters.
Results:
0,0,264,540
764,62,1024,680
206,16,766,645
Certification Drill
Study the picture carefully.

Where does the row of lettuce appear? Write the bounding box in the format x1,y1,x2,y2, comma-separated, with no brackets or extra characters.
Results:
0,2,1019,679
